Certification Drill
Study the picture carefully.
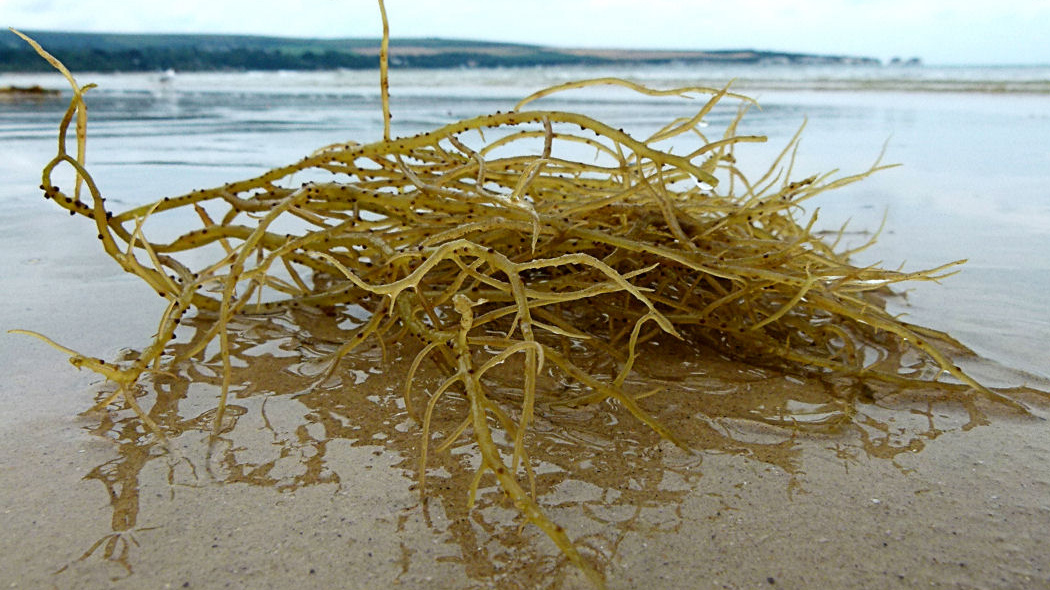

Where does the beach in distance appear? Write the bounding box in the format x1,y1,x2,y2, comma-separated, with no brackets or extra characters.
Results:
1,64,1049,589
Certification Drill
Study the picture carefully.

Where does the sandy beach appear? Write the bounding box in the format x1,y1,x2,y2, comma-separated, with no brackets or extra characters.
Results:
2,68,1050,589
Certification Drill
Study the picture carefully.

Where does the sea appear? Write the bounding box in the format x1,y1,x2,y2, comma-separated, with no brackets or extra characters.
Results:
2,63,1049,382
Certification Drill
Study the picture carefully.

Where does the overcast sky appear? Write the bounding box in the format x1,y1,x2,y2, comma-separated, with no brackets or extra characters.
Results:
4,0,1049,65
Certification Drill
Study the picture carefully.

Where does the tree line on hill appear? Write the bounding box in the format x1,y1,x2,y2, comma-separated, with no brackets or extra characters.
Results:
1,31,880,73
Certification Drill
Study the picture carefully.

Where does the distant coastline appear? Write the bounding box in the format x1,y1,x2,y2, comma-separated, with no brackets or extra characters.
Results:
1,30,885,73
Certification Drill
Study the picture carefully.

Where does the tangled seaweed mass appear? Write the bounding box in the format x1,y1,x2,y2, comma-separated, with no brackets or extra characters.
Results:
10,12,1031,587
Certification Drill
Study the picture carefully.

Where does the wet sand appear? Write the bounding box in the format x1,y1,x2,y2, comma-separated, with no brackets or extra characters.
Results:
5,402,1049,590
3,205,1049,590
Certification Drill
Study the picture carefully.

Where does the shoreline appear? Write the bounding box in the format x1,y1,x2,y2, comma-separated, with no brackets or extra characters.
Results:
3,67,1050,98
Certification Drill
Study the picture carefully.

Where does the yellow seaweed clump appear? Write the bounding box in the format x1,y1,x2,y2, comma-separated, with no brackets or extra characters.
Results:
11,25,1021,588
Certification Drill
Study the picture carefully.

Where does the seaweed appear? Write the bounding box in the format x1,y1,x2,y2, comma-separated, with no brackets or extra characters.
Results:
8,8,1033,586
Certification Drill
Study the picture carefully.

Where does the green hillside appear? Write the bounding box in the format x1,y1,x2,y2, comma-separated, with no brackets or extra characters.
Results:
1,30,880,72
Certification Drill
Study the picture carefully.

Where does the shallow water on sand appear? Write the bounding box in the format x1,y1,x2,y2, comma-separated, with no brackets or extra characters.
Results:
1,67,1048,589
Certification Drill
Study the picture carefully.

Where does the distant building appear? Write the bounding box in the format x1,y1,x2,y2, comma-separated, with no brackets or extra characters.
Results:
889,56,924,66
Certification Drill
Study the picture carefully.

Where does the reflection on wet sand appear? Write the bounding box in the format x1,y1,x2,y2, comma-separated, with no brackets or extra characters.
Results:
58,308,1041,588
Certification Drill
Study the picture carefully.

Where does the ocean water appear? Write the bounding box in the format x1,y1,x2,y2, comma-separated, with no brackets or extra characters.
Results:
2,64,1048,381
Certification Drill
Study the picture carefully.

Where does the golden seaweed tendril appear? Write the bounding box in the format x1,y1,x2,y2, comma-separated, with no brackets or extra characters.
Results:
10,9,1031,586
